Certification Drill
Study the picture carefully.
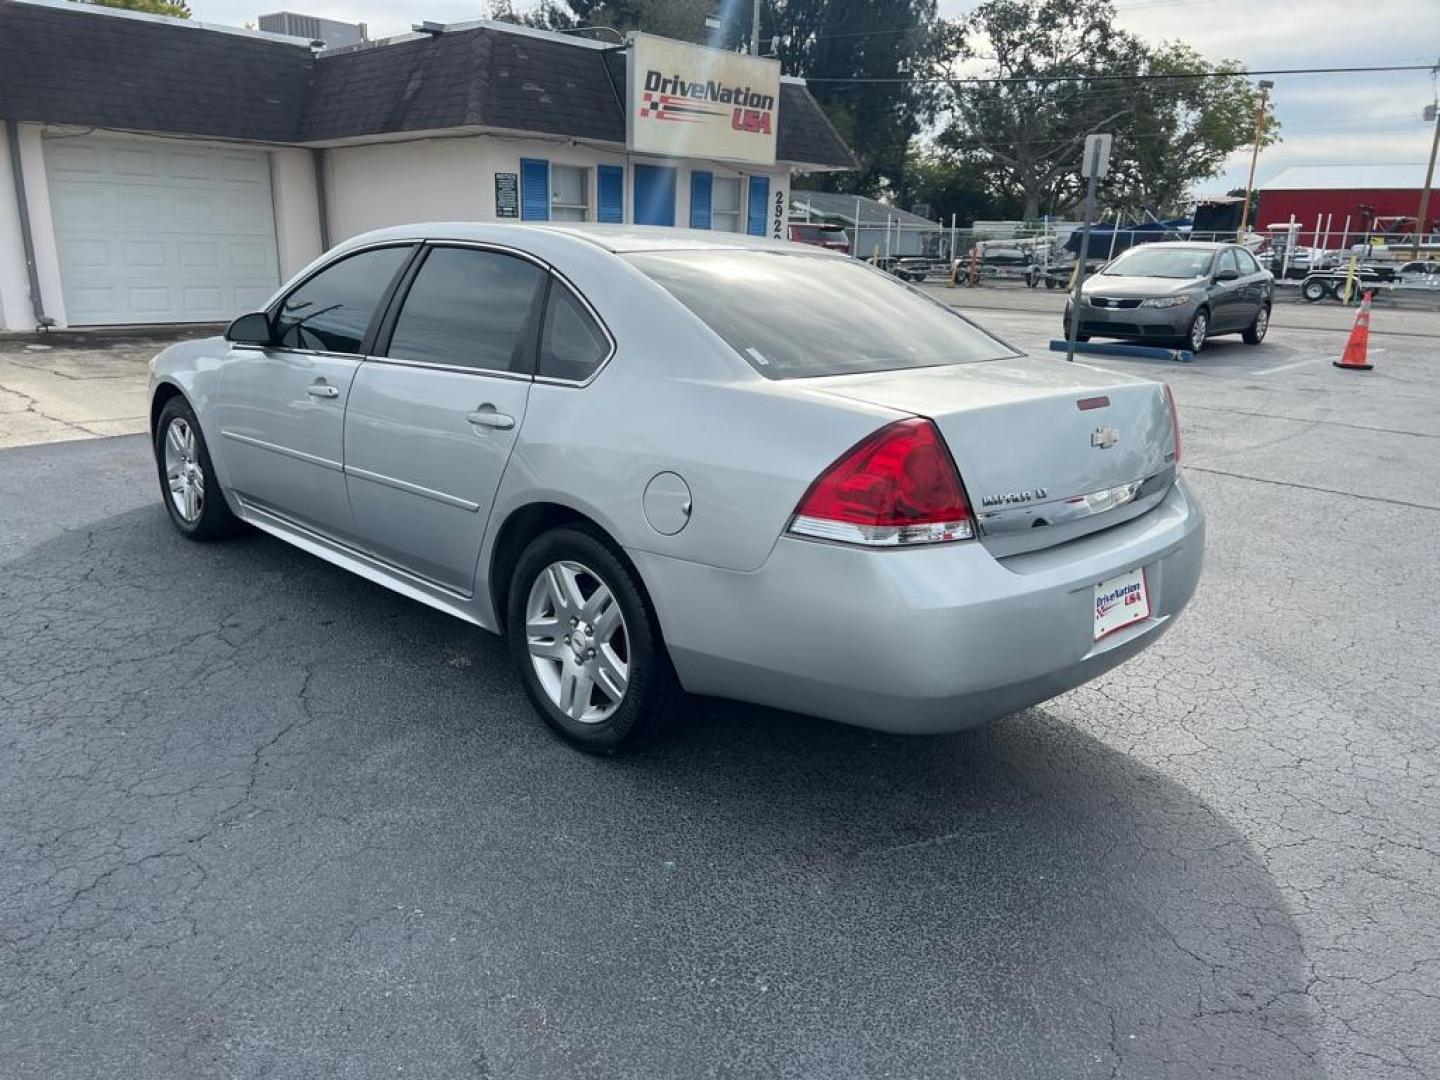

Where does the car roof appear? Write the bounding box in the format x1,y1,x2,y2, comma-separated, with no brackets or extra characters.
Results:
329,222,844,258
1123,241,1231,252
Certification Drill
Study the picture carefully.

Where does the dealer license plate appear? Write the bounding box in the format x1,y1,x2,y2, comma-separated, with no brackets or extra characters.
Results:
1093,568,1150,640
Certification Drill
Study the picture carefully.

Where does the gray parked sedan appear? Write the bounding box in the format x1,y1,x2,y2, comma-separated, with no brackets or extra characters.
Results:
1065,241,1273,352
149,224,1204,752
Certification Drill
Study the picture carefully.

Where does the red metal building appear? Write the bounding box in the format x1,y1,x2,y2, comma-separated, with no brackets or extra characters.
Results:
1257,164,1434,237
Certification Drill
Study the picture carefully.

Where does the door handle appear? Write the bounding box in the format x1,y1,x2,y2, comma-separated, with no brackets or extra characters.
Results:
466,407,515,431
306,383,339,399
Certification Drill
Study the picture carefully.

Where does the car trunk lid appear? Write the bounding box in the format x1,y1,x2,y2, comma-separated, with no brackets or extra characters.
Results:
806,356,1178,557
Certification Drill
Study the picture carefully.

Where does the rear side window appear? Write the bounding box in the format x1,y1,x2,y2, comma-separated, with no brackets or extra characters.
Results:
385,247,546,373
626,250,1016,379
275,245,411,353
538,282,610,382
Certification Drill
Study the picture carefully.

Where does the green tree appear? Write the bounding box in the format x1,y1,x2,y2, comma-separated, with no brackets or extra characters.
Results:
1104,43,1278,217
903,143,1023,225
940,0,1143,221
778,0,953,201
493,0,710,42
80,0,191,16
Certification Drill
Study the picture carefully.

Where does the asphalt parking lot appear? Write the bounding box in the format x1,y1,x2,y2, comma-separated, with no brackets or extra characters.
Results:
1,304,1437,1078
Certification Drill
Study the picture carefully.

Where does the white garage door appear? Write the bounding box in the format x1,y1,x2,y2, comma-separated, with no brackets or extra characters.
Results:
45,135,281,326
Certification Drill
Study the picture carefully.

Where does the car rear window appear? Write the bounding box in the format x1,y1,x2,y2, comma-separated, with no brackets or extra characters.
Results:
626,251,1017,379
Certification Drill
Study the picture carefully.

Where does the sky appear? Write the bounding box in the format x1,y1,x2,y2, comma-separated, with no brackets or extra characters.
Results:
188,0,1439,194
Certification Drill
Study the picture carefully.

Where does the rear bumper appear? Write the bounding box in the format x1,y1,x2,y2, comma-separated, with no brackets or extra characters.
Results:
631,479,1205,733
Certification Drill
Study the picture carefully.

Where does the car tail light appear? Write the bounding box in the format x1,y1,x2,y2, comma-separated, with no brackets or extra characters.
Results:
1163,383,1182,464
788,419,974,547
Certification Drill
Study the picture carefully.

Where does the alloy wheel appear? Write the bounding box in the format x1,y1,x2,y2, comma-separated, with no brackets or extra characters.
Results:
1190,312,1208,352
163,417,204,523
1254,307,1269,341
524,560,630,724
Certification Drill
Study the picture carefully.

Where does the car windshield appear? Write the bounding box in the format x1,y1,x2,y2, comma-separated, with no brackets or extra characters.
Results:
1103,247,1215,279
626,251,1018,379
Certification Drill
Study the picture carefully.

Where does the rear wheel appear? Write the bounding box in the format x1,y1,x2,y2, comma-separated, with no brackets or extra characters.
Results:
153,395,241,541
1242,304,1270,345
1301,277,1328,302
506,527,678,753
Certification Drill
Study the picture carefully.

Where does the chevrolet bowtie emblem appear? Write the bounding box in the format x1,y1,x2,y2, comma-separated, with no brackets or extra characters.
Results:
1091,426,1120,449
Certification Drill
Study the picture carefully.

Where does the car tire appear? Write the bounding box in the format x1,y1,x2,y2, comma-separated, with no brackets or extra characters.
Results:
506,526,679,754
1184,308,1209,353
1242,304,1270,345
153,395,242,541
1062,321,1090,343
1301,278,1328,302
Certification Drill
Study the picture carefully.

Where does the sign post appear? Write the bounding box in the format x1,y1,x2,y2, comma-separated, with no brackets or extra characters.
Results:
1065,133,1112,362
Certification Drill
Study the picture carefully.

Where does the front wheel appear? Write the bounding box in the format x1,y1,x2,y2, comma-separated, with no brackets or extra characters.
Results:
507,527,679,753
153,395,241,541
1301,278,1328,302
1242,304,1270,345
1184,309,1209,353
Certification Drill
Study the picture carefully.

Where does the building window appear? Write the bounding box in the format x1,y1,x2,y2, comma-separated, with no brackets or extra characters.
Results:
711,177,742,233
551,164,589,222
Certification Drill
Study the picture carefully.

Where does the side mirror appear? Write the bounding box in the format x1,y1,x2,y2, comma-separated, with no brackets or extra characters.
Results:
1214,267,1241,282
225,311,273,346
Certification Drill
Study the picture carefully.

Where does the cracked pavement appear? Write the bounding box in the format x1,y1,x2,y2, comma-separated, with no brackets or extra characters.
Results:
0,331,208,449
0,315,1436,1078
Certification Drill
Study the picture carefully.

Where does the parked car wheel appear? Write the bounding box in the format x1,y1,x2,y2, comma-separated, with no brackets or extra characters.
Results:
506,526,678,754
153,395,241,541
1184,309,1209,353
1301,277,1329,303
1242,304,1270,345
1061,321,1090,343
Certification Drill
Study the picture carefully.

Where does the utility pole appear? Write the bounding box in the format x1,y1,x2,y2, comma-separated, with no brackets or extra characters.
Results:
750,0,760,54
1413,96,1439,260
1237,79,1275,241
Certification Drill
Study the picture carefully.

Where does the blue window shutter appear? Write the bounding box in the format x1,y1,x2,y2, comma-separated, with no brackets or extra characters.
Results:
746,175,769,236
520,158,549,221
633,164,677,227
597,165,623,223
689,170,713,229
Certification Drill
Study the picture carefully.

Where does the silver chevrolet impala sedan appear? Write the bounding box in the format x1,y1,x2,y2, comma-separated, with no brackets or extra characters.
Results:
149,223,1204,752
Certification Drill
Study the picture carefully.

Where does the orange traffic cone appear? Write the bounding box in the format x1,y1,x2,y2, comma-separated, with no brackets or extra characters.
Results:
1333,291,1374,371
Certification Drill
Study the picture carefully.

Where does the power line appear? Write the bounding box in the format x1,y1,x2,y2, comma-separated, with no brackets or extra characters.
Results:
805,63,1437,86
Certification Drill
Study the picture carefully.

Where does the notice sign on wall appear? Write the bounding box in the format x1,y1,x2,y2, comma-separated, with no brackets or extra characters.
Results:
628,33,780,167
495,172,519,218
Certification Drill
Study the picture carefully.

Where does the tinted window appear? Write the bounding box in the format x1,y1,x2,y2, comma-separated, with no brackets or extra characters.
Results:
538,283,609,382
276,246,410,353
1103,247,1215,279
627,251,1017,380
386,248,546,372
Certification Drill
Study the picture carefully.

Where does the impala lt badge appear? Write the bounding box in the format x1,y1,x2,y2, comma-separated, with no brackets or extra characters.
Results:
1091,426,1120,449
980,488,1049,508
